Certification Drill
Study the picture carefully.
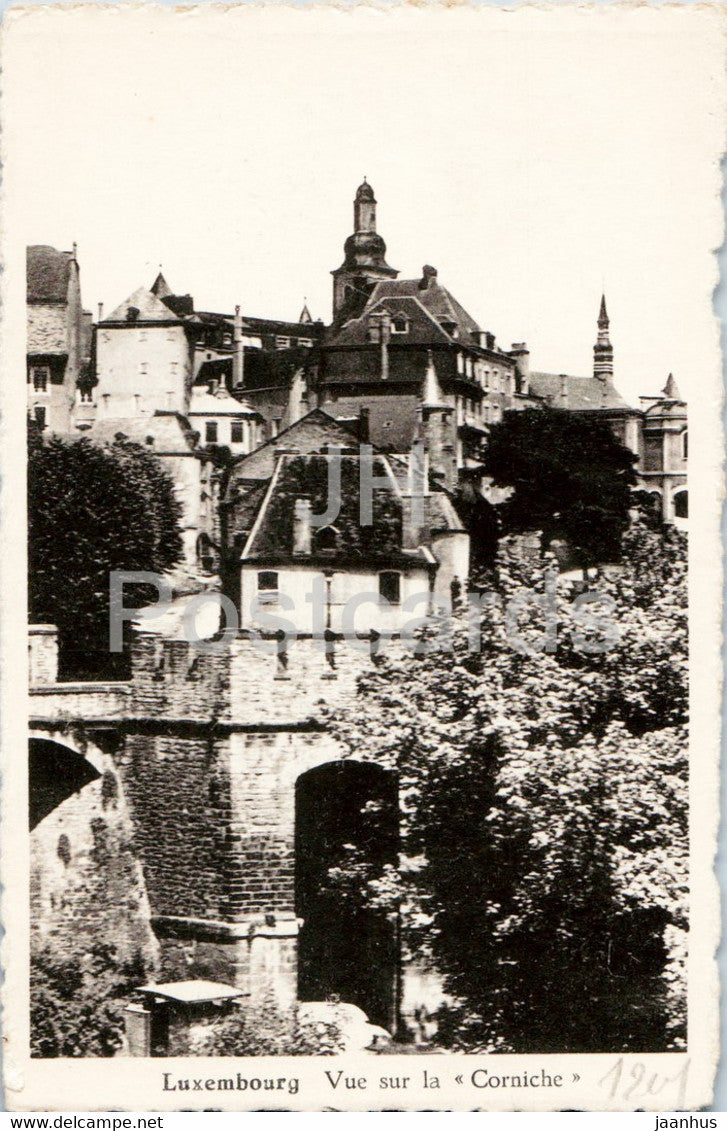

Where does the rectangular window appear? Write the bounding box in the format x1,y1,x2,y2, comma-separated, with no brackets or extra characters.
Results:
31,366,50,392
276,336,291,349
299,338,314,348
205,421,218,443
257,570,279,605
379,570,401,605
34,405,46,428
231,421,244,443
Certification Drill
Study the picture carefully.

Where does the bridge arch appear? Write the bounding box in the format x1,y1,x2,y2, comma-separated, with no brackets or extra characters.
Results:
29,734,104,830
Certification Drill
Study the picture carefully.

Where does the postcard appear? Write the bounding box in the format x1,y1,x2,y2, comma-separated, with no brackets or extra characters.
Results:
1,1,723,1111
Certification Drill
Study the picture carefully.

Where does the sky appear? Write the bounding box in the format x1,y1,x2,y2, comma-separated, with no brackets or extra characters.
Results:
4,3,725,403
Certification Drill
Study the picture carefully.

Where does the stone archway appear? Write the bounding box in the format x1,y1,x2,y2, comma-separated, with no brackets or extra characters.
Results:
29,736,102,830
294,760,399,1031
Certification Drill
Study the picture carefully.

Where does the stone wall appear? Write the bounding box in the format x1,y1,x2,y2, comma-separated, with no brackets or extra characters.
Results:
30,739,159,975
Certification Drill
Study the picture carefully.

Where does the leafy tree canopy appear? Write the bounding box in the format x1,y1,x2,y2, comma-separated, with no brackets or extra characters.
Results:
29,432,183,679
325,519,688,1053
482,408,638,565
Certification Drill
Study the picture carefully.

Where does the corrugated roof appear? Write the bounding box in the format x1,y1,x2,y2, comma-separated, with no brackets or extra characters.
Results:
529,371,634,412
27,245,73,304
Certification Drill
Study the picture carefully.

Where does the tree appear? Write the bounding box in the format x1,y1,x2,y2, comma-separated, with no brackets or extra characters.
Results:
31,943,147,1058
482,407,638,566
325,519,688,1052
28,432,183,680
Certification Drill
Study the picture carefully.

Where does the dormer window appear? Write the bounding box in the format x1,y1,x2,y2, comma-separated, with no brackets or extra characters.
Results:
126,306,140,323
391,315,409,335
313,525,338,553
367,320,381,343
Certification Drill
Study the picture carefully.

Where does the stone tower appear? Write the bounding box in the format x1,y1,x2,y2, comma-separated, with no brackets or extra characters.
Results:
593,294,614,380
331,179,398,320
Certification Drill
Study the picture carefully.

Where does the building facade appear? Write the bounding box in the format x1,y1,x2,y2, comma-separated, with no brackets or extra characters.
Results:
27,245,92,434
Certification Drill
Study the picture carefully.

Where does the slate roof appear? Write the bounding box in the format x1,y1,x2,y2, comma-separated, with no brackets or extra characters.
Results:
27,246,74,304
529,371,634,412
323,394,420,453
243,452,430,568
225,408,362,489
103,286,183,325
89,412,198,452
327,275,484,350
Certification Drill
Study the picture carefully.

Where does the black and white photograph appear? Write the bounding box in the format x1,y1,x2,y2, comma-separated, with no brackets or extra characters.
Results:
1,1,723,1112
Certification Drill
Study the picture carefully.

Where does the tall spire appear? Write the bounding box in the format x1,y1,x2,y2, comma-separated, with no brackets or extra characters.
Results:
593,293,613,380
299,300,312,324
662,373,682,400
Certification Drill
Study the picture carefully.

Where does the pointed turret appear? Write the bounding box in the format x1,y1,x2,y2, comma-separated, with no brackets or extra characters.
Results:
421,350,448,410
593,293,614,380
151,270,172,299
299,301,312,324
418,351,456,490
662,373,682,400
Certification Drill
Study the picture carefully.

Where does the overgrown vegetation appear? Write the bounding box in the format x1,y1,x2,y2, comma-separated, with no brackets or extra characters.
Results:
326,518,688,1052
31,943,148,1058
190,995,343,1056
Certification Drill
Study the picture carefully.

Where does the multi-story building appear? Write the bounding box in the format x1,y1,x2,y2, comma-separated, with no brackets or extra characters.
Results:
637,375,688,525
316,182,534,482
27,244,92,433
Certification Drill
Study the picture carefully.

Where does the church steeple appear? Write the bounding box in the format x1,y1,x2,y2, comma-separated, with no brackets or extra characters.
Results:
593,293,614,380
353,177,377,234
331,179,398,320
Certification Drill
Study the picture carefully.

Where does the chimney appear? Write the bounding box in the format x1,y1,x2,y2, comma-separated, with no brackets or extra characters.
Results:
419,265,438,290
293,497,312,555
233,305,244,388
380,311,390,381
358,406,370,443
559,375,569,407
98,302,104,321
208,377,219,396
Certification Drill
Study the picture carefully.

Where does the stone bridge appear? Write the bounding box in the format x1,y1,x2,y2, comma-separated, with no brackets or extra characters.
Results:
29,623,418,1033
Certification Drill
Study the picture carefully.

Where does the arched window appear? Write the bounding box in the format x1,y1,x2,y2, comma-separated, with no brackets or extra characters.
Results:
313,525,338,552
673,489,688,519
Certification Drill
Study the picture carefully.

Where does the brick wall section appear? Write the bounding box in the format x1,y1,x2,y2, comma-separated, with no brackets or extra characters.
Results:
130,632,369,725
31,684,131,720
115,732,234,922
29,625,59,686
